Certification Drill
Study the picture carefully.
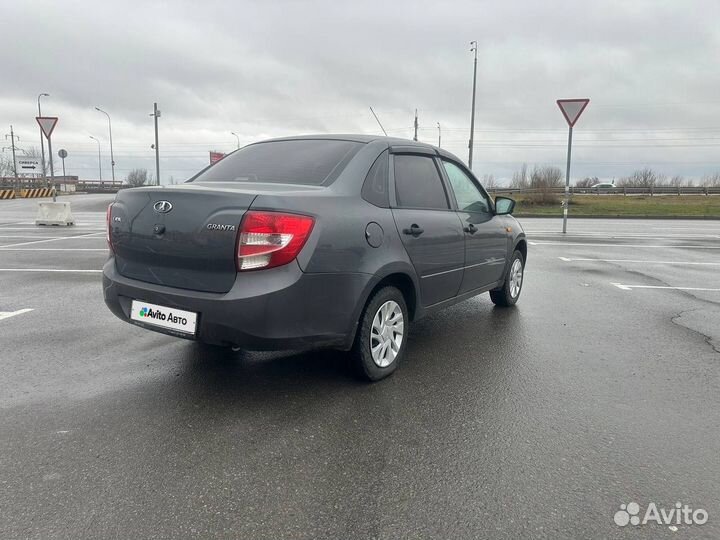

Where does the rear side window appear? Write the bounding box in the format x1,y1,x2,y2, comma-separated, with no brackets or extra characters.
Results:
361,151,389,207
394,155,449,210
192,139,363,185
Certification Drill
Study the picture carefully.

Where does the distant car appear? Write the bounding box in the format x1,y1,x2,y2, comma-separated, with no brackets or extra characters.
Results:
103,135,527,381
591,182,616,190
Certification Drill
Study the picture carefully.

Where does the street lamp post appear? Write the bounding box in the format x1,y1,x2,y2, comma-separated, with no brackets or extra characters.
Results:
89,135,102,181
94,107,115,181
231,132,240,149
437,123,441,148
38,93,49,180
150,102,160,186
468,41,478,170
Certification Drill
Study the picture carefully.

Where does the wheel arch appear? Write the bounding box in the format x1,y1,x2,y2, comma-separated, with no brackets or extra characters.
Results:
514,236,527,263
342,264,420,350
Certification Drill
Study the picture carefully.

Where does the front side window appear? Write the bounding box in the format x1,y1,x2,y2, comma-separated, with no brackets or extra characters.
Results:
442,160,491,215
394,155,449,210
192,139,363,185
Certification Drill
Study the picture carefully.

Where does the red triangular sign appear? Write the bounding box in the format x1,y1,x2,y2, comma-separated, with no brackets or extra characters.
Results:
36,116,58,138
557,99,589,127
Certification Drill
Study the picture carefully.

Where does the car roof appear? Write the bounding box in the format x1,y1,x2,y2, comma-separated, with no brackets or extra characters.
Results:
254,134,467,165
258,133,433,147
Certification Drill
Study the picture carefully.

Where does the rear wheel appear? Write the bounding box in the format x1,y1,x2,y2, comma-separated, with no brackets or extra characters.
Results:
352,286,408,381
490,250,524,307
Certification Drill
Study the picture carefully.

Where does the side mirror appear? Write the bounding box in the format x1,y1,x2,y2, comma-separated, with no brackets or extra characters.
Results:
494,196,515,215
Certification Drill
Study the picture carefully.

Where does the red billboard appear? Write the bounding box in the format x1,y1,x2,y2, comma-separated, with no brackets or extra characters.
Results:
209,151,225,164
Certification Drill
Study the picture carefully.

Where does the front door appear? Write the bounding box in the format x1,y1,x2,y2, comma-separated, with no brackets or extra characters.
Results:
440,160,509,293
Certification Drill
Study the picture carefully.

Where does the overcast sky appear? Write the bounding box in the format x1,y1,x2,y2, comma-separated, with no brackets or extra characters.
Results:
3,0,720,184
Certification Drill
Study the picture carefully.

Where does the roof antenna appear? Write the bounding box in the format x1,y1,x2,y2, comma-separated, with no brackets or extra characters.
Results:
369,107,388,136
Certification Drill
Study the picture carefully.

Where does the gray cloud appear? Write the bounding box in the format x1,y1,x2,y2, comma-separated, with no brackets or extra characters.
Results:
3,0,720,183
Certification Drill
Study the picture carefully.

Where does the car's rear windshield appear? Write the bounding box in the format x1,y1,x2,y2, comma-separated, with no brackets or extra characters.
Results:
191,139,364,185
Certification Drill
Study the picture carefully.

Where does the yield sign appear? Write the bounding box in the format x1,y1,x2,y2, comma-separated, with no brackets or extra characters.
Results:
36,116,59,138
556,99,589,127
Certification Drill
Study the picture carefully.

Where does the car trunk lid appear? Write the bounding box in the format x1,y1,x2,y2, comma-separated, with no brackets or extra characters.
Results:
110,184,256,293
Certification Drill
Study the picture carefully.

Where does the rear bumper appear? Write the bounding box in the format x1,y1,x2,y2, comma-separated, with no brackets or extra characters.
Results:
102,258,373,351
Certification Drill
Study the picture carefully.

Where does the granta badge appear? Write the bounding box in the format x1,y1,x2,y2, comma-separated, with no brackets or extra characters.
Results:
207,224,236,231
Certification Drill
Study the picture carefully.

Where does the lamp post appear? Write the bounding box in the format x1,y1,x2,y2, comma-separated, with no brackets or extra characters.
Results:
94,107,115,181
38,93,49,180
437,122,441,148
231,131,240,149
149,102,160,185
468,41,478,170
89,135,102,181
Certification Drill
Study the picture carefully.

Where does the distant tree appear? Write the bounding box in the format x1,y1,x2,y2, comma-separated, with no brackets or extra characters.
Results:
0,154,14,177
670,175,684,187
482,174,498,190
701,172,720,187
126,168,148,187
527,165,563,204
576,176,599,188
619,168,657,188
510,163,528,189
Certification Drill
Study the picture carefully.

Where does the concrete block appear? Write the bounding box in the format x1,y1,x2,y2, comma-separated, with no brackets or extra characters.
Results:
35,202,75,226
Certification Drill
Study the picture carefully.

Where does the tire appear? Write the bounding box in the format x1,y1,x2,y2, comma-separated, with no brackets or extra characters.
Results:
490,250,525,307
351,286,409,381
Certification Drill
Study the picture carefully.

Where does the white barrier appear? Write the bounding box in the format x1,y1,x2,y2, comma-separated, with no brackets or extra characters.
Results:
35,202,75,226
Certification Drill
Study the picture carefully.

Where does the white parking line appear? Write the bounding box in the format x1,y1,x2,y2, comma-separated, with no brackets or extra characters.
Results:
0,235,61,239
559,257,720,266
528,241,720,249
611,283,720,292
0,232,105,248
0,268,102,273
0,308,34,321
0,248,107,252
0,227,104,231
528,232,720,238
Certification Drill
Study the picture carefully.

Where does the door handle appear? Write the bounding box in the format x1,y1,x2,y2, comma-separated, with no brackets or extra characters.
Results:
463,223,478,234
402,224,424,237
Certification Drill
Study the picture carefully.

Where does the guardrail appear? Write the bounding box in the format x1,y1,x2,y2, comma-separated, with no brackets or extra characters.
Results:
76,181,126,193
0,178,126,194
488,186,720,196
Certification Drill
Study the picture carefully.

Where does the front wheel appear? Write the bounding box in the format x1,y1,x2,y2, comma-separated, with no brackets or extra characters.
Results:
490,250,525,307
351,286,408,381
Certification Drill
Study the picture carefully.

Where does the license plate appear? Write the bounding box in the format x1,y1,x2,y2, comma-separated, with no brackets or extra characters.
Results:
130,300,197,335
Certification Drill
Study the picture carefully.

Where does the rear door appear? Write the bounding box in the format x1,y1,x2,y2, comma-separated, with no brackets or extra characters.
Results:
440,159,509,293
390,153,465,307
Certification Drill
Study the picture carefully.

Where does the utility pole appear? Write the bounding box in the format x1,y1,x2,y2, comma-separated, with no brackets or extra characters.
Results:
468,40,478,170
89,135,102,180
150,102,161,185
95,107,115,181
38,93,49,181
5,126,19,191
437,123,441,148
413,109,419,141
369,107,387,136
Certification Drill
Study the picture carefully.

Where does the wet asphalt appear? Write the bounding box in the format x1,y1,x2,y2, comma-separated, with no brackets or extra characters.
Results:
1,194,719,539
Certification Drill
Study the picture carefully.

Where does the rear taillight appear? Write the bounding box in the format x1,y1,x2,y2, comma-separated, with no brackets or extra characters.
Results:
236,211,315,271
106,203,114,252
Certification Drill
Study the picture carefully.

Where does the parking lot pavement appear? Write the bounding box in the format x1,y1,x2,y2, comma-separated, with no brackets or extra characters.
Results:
1,196,719,539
